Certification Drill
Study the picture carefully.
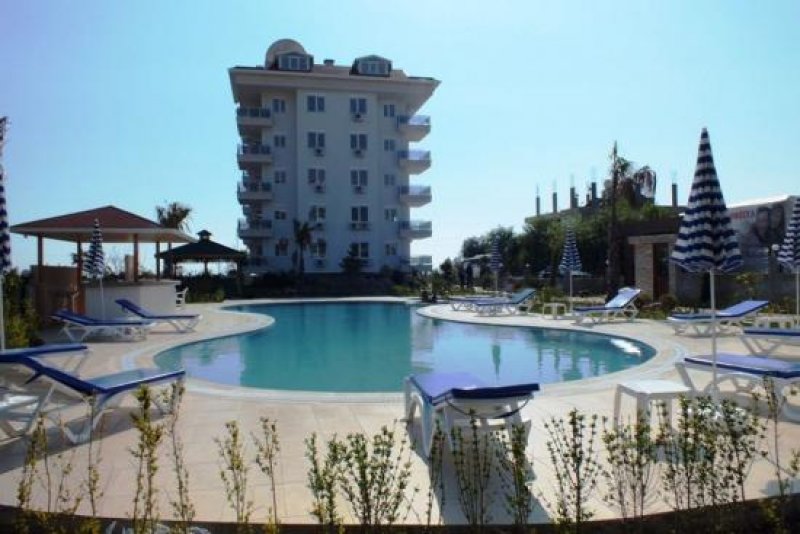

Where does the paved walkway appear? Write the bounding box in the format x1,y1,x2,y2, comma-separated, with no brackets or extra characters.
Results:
1,299,798,525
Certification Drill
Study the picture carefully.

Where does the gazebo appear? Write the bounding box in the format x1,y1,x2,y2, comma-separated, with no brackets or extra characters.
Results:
156,229,245,278
11,205,194,315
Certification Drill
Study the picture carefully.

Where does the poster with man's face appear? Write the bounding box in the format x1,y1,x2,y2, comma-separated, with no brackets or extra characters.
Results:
728,198,791,272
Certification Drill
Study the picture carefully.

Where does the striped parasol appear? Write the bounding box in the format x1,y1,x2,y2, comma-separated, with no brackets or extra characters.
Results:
671,128,742,393
559,226,582,311
489,237,501,293
0,117,9,350
87,218,106,317
777,196,800,320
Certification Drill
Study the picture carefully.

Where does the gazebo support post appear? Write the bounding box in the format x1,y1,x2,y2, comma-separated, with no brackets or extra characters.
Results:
155,241,161,281
133,234,139,282
75,239,83,312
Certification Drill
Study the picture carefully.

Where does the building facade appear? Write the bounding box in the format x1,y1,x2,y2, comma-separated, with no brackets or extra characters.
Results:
230,39,439,274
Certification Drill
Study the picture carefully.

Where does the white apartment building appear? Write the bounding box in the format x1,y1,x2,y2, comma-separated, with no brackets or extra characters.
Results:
230,39,439,274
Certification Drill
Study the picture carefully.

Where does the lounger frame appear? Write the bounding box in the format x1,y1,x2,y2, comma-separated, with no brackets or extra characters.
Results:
116,298,201,333
52,310,152,342
573,288,641,325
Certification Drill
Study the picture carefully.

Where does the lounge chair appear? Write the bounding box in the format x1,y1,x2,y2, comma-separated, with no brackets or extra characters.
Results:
473,288,537,316
1,344,89,439
52,309,153,342
14,355,185,443
676,353,800,421
116,298,201,333
404,371,539,456
175,287,189,310
449,295,490,311
573,287,641,324
668,300,769,335
740,327,800,355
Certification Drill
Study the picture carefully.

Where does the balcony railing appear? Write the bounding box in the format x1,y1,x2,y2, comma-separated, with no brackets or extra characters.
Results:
397,149,431,174
236,106,273,133
410,255,433,272
237,181,273,203
398,185,432,207
350,221,371,231
237,144,273,169
399,220,432,239
396,115,431,141
237,218,273,239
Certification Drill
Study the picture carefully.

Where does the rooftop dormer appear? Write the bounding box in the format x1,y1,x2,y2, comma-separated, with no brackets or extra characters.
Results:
265,39,313,72
351,55,392,77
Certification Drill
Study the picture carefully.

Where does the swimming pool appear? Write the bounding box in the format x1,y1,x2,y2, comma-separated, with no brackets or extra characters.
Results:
155,301,655,392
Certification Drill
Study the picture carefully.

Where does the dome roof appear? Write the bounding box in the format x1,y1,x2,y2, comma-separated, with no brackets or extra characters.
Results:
265,39,307,65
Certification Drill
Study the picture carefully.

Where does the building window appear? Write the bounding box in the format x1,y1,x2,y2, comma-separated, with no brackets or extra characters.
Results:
307,95,325,112
384,207,398,222
385,242,398,256
274,210,287,220
275,239,290,256
384,174,396,186
272,98,286,113
354,57,391,77
351,206,369,224
307,132,326,149
310,239,327,258
383,104,395,117
307,168,326,184
274,170,287,184
350,169,368,187
384,139,396,151
274,134,286,148
277,54,312,72
349,97,367,115
309,205,327,223
350,133,367,151
350,242,370,259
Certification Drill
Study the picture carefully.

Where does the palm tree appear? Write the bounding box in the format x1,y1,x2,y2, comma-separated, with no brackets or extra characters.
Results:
607,142,630,298
293,219,313,277
156,202,192,231
156,202,192,277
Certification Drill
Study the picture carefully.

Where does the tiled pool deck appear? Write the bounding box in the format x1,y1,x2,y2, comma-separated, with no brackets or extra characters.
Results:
1,297,799,525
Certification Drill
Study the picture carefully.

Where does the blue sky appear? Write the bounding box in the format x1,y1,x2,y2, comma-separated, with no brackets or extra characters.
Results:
2,0,799,272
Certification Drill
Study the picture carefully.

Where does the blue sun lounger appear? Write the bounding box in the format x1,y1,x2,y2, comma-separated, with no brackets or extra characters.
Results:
740,327,800,355
668,300,769,335
16,355,185,444
676,353,800,421
573,287,641,324
1,344,89,439
473,288,537,316
116,298,201,333
52,309,153,342
404,371,539,455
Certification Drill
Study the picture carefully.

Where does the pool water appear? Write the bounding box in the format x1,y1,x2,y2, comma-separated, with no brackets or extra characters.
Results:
155,302,655,392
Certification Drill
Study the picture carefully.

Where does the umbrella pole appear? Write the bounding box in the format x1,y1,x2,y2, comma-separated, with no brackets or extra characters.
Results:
795,269,799,325
569,272,573,314
99,279,105,320
710,270,718,399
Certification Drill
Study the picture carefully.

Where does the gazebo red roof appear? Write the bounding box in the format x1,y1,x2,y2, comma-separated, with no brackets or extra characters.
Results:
11,205,194,243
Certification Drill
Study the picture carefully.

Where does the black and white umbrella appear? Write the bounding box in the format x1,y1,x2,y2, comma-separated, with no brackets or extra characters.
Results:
671,128,742,392
489,237,502,293
0,117,11,350
87,218,106,318
559,226,582,312
0,117,10,350
777,196,800,321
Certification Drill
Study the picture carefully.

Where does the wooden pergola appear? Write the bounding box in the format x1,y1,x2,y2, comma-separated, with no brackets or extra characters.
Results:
156,229,245,282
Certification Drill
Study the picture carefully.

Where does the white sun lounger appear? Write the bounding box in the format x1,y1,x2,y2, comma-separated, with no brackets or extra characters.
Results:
473,288,537,316
573,287,641,324
116,298,201,333
668,300,769,335
404,371,539,456
52,309,153,342
676,353,800,421
740,327,800,355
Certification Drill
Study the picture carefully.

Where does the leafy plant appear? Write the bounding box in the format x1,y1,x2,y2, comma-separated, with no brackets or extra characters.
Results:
450,416,496,528
495,423,534,529
252,417,281,531
130,387,165,534
305,433,344,531
162,383,195,533
216,420,253,532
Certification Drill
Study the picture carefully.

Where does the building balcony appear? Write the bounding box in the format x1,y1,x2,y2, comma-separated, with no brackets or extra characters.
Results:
398,185,432,207
237,144,272,169
237,218,273,239
410,255,433,272
397,149,431,174
399,220,432,239
237,107,273,135
237,181,273,203
397,115,431,142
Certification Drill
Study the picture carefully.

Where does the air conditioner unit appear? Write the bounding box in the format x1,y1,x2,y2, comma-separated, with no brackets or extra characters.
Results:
315,184,325,193
314,259,326,268
354,185,364,194
353,113,364,122
315,147,325,156
353,148,364,157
